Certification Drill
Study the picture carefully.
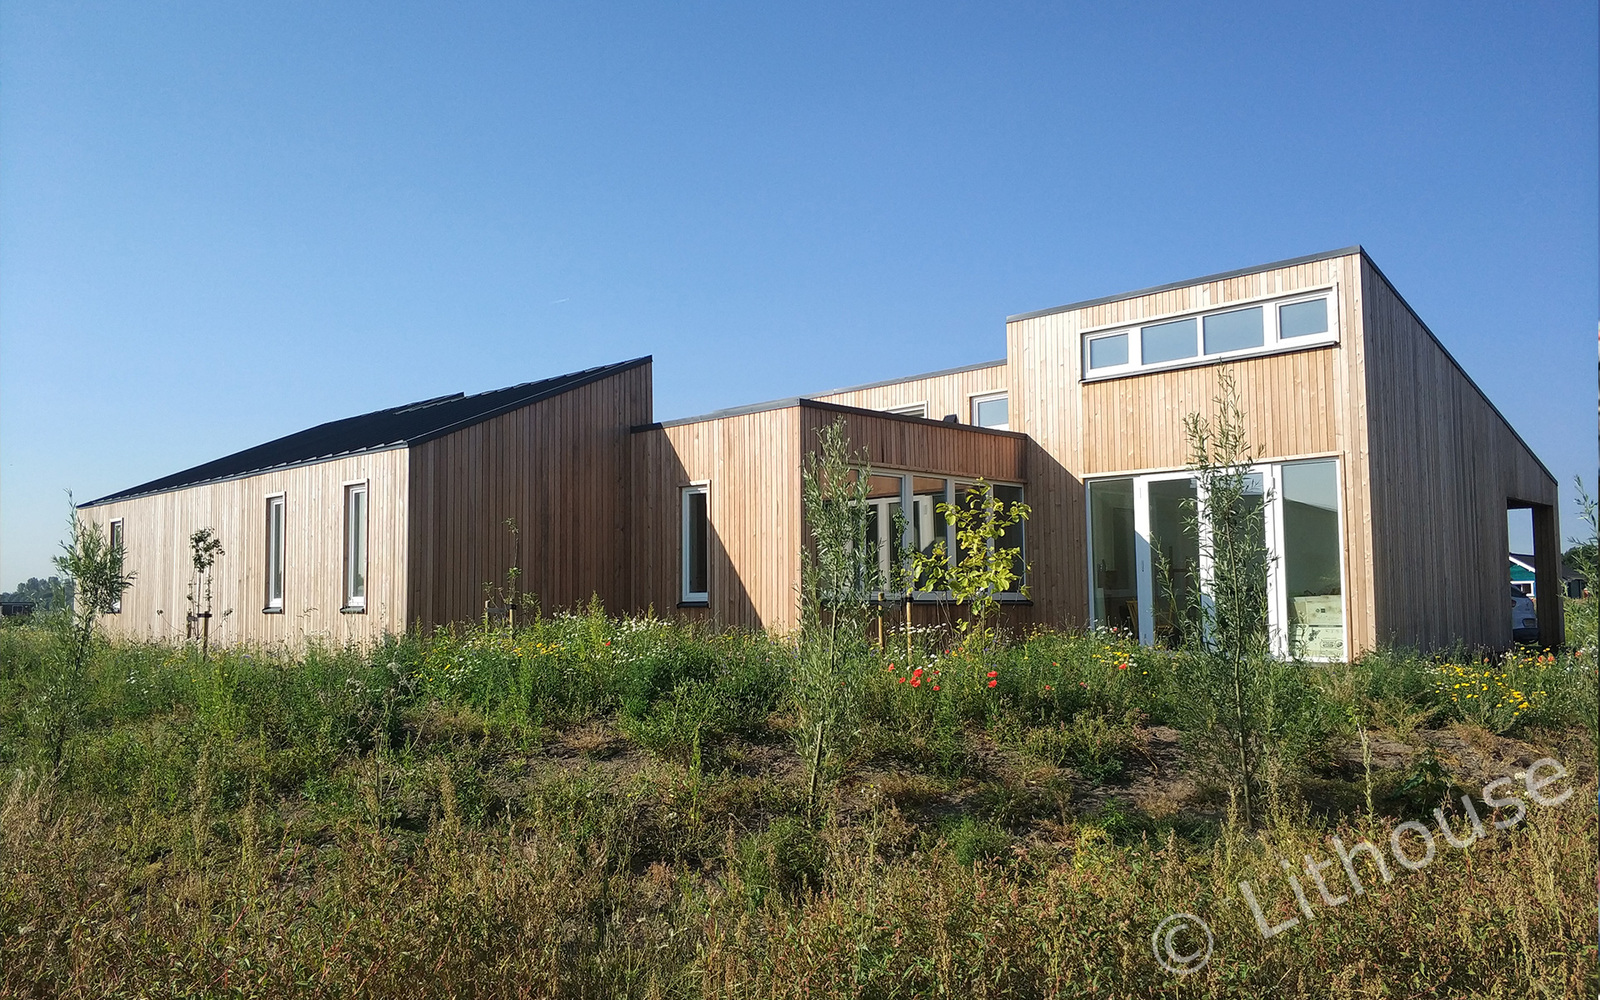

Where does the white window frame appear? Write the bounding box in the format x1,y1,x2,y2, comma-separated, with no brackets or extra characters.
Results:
969,391,1009,430
1080,285,1340,382
108,518,125,614
265,493,285,612
342,481,368,612
885,401,929,419
1085,457,1347,660
873,471,1027,602
681,482,710,604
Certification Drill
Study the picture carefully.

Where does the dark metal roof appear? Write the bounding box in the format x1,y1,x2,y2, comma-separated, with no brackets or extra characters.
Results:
82,356,651,507
1006,246,1365,323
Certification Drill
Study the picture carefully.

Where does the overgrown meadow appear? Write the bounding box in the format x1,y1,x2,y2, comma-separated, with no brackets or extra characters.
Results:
0,601,1595,998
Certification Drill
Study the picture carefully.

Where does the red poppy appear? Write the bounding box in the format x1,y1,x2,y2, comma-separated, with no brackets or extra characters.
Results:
986,671,998,678
911,679,921,688
987,679,998,688
931,685,940,691
1118,662,1128,670
897,677,905,684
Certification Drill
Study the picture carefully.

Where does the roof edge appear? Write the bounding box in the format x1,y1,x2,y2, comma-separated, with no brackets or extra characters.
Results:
639,396,1026,438
78,443,410,508
809,358,1007,398
1006,245,1366,323
404,355,652,447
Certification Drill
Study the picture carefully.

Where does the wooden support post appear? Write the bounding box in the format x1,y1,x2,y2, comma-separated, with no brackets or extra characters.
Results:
1531,503,1565,647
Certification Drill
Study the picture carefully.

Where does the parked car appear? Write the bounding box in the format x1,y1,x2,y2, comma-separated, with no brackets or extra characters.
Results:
1511,586,1538,642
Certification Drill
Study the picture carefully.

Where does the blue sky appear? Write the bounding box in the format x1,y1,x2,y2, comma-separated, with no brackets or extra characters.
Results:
2,1,1595,584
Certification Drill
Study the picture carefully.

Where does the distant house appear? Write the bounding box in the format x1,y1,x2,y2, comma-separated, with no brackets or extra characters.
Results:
1512,553,1587,600
79,247,1564,657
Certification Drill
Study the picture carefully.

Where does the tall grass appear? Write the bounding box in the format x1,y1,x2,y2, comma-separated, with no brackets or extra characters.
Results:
0,611,1593,998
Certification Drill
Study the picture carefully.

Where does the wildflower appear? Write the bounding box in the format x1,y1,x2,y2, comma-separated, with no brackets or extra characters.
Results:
987,671,998,678
987,679,998,688
1117,662,1128,670
898,677,905,684
931,685,940,691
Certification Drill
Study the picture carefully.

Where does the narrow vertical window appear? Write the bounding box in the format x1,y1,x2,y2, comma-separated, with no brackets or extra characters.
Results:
1281,460,1344,659
681,485,709,603
343,483,367,611
265,495,285,611
108,519,125,614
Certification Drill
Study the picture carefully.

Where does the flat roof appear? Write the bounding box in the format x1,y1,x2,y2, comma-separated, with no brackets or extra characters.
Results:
639,397,1025,437
1006,245,1365,323
653,358,1007,428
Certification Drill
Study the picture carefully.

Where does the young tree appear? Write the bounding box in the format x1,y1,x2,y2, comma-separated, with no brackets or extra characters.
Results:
46,501,135,765
1179,368,1273,828
911,479,1030,658
186,527,224,657
796,418,878,809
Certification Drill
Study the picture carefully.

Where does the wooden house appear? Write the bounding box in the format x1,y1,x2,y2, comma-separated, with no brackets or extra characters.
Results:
79,247,1562,656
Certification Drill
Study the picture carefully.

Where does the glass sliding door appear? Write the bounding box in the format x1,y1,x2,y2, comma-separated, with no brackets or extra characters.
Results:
1278,460,1344,659
1146,477,1200,647
1087,460,1346,659
1088,478,1137,633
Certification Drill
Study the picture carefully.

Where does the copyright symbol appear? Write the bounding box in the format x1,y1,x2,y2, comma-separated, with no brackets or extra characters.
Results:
1151,913,1213,975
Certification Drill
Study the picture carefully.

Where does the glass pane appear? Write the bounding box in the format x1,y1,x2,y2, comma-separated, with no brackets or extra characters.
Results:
1141,317,1198,364
348,489,367,602
910,476,947,586
1147,478,1200,647
1280,298,1328,339
1088,479,1136,632
686,490,708,596
865,474,904,591
1203,306,1264,355
268,500,284,603
974,395,1008,428
1085,332,1128,370
1282,461,1344,658
994,483,1025,592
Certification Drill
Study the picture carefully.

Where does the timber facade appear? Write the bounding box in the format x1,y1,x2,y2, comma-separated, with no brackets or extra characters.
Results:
79,247,1563,656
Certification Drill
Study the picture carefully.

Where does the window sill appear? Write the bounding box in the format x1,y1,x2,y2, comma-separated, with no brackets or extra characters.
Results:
262,606,284,615
340,606,367,615
677,600,709,608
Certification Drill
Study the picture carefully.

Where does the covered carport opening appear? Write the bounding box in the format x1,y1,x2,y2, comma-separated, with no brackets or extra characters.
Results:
1508,497,1565,647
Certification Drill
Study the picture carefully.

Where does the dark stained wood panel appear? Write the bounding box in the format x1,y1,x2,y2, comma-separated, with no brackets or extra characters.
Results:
406,363,651,629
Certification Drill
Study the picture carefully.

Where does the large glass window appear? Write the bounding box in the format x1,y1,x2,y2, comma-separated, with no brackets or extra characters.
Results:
864,473,906,591
109,519,125,614
993,483,1027,592
1147,478,1200,647
1085,332,1129,370
1281,460,1343,659
343,484,367,611
1279,298,1329,339
1089,478,1137,632
1141,317,1198,365
681,485,709,602
265,496,285,611
1203,306,1264,355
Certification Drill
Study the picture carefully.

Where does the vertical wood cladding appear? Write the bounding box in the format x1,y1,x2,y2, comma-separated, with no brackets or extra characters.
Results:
631,406,804,631
406,362,651,628
1358,259,1559,650
81,448,410,646
630,403,1026,633
810,363,1009,424
1006,253,1379,650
